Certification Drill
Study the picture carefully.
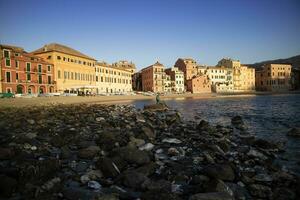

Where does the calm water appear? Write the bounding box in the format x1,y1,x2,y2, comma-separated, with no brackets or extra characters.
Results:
126,94,300,175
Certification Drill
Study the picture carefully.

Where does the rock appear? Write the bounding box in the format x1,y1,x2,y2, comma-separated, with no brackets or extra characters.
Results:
141,189,181,200
204,179,233,196
25,132,37,139
0,175,17,197
62,187,99,200
253,138,280,150
122,171,148,189
116,146,151,165
139,143,155,151
80,175,90,184
97,157,121,178
144,103,168,111
168,147,180,156
85,170,103,180
142,126,156,140
203,164,235,181
78,146,100,159
88,181,102,190
189,192,234,200
248,184,272,198
128,137,145,148
253,173,273,182
231,116,243,125
287,128,300,137
97,131,129,151
27,119,35,125
197,120,210,131
96,117,105,122
162,138,182,144
247,149,268,160
97,194,119,200
142,179,172,191
41,177,61,191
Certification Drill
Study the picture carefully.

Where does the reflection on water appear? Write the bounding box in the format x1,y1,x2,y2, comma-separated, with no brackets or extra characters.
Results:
129,94,300,174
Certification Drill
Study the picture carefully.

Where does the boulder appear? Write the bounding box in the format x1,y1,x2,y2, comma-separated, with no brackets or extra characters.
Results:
78,146,100,159
287,128,300,137
202,164,235,181
122,171,148,189
96,157,121,178
115,146,151,165
144,103,168,111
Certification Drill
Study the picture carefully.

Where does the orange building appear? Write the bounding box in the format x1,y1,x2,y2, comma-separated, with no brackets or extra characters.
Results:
174,58,198,81
256,63,292,91
0,44,55,94
186,75,211,93
141,61,165,92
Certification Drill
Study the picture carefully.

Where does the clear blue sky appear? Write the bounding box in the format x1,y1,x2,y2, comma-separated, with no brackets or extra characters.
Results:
0,0,299,69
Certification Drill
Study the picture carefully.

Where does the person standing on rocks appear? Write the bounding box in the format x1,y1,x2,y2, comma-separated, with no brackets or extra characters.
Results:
156,93,161,104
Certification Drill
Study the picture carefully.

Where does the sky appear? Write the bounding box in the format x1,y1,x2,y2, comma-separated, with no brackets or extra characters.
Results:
0,0,300,69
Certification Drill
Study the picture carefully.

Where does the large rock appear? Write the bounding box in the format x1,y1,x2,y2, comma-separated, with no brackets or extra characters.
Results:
122,171,148,189
287,128,300,137
144,103,168,111
202,164,235,181
96,157,121,178
97,131,129,151
189,192,234,200
115,146,151,165
78,146,100,159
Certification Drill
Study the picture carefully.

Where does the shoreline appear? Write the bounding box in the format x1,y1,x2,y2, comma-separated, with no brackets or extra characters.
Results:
0,91,299,108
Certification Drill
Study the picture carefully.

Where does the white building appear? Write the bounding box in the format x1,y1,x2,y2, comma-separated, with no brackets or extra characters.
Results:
165,67,185,93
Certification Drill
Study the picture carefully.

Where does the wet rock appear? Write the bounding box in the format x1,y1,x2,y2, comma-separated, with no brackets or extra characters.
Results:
78,146,100,159
168,147,180,156
204,179,233,196
253,138,281,150
287,127,300,137
141,189,181,200
253,173,273,182
247,149,268,160
128,137,145,148
189,192,234,200
197,120,210,131
41,177,61,191
248,184,272,198
88,181,102,190
142,126,156,140
231,116,243,125
203,164,235,181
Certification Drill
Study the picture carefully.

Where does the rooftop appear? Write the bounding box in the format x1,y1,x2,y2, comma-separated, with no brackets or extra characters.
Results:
31,43,96,61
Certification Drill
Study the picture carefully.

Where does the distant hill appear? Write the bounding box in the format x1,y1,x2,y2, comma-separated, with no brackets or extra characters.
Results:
247,55,300,70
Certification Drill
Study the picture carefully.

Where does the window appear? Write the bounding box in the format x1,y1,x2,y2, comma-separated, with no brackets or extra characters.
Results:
27,73,31,81
26,63,31,72
57,56,61,60
16,73,19,81
64,71,67,79
63,57,66,61
38,75,42,84
96,76,98,82
47,65,51,72
58,70,61,79
3,50,10,58
48,76,51,84
38,64,42,73
15,53,19,57
47,56,51,59
15,61,19,68
6,72,11,82
5,59,11,67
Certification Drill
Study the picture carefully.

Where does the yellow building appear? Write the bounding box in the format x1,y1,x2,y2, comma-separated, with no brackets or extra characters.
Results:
256,63,292,91
95,61,133,94
112,60,136,74
32,43,97,93
217,58,255,92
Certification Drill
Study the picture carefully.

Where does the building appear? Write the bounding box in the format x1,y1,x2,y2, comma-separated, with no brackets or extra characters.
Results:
165,67,184,92
217,58,255,92
291,68,300,90
186,75,211,93
141,61,165,92
0,44,55,94
132,72,142,91
203,66,234,92
112,60,136,73
255,63,292,91
174,58,198,82
164,74,172,93
32,43,97,93
95,61,133,94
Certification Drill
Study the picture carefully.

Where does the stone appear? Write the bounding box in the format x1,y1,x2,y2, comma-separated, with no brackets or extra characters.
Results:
253,138,280,149
141,189,181,200
248,184,272,198
204,179,234,196
0,147,14,160
252,173,273,182
287,127,300,137
162,138,182,144
96,117,105,122
41,177,61,191
78,145,100,159
27,119,35,125
128,137,145,148
116,146,151,165
144,103,168,111
142,179,172,191
139,143,155,151
97,157,121,178
88,181,102,190
62,187,99,200
122,171,148,189
203,164,235,181
168,147,180,156
189,192,234,200
247,149,268,160
142,126,156,140
80,175,90,184
231,116,243,125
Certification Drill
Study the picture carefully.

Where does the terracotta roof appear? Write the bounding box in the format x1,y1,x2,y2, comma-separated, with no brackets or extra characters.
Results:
0,44,25,52
31,43,96,61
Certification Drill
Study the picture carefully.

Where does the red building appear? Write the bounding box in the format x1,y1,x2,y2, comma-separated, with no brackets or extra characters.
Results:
186,75,211,93
0,44,55,94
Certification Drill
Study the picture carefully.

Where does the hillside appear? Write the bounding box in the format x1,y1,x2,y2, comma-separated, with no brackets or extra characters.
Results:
248,55,300,70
